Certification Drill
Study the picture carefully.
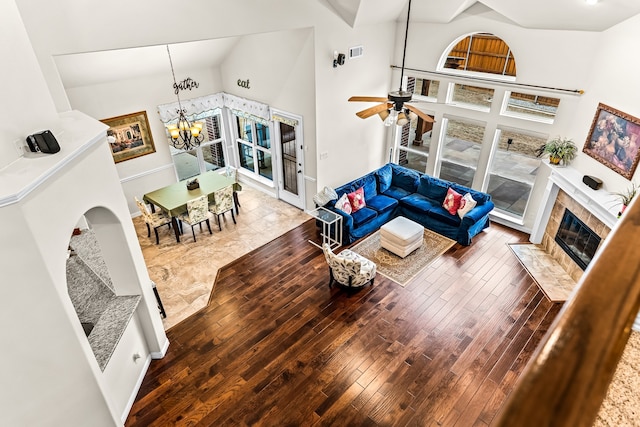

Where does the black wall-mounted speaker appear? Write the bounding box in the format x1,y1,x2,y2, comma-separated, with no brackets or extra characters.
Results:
583,175,603,190
26,130,60,154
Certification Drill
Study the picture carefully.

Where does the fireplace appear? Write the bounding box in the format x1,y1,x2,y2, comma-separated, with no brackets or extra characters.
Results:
555,209,602,271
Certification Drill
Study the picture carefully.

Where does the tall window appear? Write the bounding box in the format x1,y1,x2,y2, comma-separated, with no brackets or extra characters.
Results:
236,116,272,180
486,129,546,217
399,78,438,174
440,118,485,188
171,114,226,181
394,33,568,222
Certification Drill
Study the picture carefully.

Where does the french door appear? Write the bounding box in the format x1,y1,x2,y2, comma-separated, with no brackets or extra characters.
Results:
272,111,305,209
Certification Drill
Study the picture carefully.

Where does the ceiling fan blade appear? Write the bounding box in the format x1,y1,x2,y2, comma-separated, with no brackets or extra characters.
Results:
349,96,390,103
356,102,392,119
406,104,435,123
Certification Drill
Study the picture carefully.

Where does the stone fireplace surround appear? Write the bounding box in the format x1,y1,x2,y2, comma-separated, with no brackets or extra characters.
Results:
528,162,640,331
531,162,617,282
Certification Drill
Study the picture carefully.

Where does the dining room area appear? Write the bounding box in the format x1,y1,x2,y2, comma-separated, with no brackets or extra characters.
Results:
133,182,310,329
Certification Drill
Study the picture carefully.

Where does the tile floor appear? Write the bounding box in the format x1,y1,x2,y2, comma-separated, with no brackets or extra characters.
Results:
508,243,577,302
132,186,311,329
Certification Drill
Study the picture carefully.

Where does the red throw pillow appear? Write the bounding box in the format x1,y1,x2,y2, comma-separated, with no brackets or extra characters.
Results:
347,187,366,212
442,187,463,215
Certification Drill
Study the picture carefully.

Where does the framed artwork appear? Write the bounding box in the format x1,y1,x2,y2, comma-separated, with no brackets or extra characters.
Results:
583,103,640,179
101,111,156,163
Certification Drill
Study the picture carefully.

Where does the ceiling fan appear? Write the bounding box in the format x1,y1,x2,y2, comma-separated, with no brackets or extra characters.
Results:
348,0,434,126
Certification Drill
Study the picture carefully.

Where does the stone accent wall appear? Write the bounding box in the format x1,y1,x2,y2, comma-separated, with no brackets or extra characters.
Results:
541,189,611,282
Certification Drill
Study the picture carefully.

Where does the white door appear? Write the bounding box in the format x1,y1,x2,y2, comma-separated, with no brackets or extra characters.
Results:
273,111,305,209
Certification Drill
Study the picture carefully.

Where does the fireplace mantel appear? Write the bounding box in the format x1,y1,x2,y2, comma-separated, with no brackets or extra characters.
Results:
530,162,619,243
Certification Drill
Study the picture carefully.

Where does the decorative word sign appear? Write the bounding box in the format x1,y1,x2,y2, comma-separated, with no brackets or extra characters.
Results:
173,77,199,95
237,79,251,89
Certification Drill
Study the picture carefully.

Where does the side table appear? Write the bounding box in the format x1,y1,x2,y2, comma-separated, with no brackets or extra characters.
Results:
308,207,342,250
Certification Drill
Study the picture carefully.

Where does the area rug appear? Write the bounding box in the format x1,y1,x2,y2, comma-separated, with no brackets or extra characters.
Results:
349,229,455,286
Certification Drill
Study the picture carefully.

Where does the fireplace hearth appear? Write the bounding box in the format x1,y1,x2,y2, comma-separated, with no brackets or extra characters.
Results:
555,209,601,271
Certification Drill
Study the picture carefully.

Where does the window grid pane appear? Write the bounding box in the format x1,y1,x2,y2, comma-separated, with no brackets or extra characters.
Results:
440,119,485,187
503,91,560,122
451,84,494,110
487,129,546,217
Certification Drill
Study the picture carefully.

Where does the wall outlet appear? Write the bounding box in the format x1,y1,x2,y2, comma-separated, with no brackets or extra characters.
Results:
13,139,25,156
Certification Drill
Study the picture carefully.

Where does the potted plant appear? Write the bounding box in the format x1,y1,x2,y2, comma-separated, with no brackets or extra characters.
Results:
536,137,578,166
612,181,638,217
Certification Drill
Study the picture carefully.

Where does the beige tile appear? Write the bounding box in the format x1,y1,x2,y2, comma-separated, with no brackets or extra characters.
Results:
134,186,309,329
508,243,578,303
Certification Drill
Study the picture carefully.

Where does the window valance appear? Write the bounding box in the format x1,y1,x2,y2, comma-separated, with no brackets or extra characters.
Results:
271,113,299,127
157,92,270,124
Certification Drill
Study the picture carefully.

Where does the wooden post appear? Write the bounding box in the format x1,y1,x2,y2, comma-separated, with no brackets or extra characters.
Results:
493,197,640,426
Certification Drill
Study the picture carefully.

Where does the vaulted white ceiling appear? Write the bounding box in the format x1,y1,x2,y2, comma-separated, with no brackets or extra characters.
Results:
55,38,240,89
325,0,640,31
55,0,640,90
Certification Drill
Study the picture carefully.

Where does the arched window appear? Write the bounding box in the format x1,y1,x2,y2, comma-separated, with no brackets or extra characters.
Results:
441,33,516,77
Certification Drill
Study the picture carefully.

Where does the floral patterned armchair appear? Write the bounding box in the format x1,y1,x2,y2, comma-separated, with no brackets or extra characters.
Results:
322,243,376,289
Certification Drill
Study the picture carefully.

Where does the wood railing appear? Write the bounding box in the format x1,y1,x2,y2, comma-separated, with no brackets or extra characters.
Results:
493,198,640,426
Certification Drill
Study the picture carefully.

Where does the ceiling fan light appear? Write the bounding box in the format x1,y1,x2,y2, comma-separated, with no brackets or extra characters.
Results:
384,110,398,126
396,112,409,126
378,110,390,122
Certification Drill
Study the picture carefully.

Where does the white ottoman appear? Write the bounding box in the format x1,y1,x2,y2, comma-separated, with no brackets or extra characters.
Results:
380,216,423,258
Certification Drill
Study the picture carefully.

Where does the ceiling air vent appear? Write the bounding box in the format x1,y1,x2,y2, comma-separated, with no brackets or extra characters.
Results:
349,46,363,59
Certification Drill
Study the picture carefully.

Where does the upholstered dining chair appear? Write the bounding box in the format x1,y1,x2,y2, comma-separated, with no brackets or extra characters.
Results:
178,195,212,242
322,243,376,289
209,185,236,231
231,167,242,214
135,197,173,244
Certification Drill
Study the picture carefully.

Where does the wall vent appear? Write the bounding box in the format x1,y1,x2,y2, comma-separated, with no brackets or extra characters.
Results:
349,45,363,59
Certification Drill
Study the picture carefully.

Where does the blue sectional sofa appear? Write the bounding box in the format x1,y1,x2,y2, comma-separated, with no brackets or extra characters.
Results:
322,163,494,246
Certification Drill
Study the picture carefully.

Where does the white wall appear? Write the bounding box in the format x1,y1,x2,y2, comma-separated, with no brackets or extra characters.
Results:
314,20,395,188
1,111,168,426
65,69,221,212
0,0,58,168
567,13,640,195
220,27,319,202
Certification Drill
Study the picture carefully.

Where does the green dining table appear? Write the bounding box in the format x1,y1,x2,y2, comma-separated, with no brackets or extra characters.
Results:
143,170,237,242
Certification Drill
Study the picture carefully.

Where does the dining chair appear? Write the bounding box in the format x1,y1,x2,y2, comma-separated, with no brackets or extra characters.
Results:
178,195,212,242
209,185,236,231
231,167,242,214
135,197,173,244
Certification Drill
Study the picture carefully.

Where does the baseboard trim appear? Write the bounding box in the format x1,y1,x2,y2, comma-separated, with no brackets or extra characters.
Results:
150,337,170,359
120,353,152,423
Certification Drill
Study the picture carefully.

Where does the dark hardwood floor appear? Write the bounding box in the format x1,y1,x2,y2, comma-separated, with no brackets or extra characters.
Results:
126,220,562,426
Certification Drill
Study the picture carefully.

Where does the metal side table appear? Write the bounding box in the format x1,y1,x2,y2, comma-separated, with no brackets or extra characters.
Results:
308,207,342,250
